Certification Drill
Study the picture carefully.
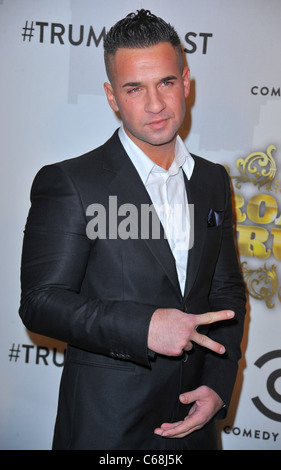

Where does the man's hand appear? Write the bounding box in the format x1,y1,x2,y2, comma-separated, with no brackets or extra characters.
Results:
148,308,234,356
154,386,224,438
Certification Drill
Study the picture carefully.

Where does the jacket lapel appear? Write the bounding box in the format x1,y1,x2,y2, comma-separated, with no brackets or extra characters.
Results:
183,161,208,300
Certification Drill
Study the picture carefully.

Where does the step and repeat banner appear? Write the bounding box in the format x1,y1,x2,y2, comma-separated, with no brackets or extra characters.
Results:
1,0,280,450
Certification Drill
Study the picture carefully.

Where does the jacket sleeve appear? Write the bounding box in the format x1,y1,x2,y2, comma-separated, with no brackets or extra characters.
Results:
19,164,155,367
199,165,247,412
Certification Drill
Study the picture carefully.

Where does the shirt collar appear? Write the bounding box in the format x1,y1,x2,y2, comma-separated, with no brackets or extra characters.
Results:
118,123,194,185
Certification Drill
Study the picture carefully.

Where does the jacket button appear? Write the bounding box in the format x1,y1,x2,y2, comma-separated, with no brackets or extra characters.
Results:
120,353,131,360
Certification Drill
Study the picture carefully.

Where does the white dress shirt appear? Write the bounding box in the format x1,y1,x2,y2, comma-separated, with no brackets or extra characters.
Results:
118,124,194,295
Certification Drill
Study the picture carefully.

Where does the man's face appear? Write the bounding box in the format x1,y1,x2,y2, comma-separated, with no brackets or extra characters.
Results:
104,42,190,158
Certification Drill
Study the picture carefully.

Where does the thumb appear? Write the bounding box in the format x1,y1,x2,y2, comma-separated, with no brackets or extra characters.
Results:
179,389,196,404
180,386,206,404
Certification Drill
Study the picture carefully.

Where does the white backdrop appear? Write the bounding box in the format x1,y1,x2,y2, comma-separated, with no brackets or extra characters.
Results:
1,0,280,450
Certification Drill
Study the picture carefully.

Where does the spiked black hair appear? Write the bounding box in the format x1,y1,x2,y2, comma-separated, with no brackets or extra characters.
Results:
104,10,183,82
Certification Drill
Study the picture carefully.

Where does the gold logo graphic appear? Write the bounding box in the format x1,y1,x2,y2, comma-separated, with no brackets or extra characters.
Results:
233,144,277,191
226,145,281,308
241,262,281,308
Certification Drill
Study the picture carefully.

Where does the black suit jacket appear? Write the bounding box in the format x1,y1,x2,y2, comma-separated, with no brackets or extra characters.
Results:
19,130,246,450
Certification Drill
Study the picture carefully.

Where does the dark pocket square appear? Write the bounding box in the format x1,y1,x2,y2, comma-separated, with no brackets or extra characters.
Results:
207,208,224,227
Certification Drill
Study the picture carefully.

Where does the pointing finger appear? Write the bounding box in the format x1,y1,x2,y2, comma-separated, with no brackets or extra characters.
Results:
191,330,226,354
195,310,235,328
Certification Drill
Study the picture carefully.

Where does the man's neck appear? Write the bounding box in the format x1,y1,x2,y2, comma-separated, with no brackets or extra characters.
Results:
124,129,176,170
141,145,175,170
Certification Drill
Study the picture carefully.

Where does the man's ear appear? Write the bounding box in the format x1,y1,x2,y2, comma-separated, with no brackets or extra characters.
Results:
104,82,119,112
182,67,190,99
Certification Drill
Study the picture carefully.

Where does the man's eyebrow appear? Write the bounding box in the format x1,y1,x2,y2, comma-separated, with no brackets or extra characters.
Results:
160,75,178,82
121,76,178,88
122,81,142,88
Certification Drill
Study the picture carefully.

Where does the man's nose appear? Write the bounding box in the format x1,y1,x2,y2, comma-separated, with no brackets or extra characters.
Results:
145,89,166,114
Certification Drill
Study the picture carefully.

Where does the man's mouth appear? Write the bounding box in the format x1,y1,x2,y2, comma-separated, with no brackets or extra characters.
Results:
147,118,170,129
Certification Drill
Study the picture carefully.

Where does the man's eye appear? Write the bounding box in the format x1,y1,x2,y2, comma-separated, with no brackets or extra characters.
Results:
162,80,173,87
128,87,140,94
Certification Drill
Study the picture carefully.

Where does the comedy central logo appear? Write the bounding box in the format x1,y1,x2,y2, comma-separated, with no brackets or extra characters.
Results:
252,350,281,422
86,196,194,250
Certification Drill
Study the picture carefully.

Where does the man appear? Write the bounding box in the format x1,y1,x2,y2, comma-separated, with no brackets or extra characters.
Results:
19,10,246,450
